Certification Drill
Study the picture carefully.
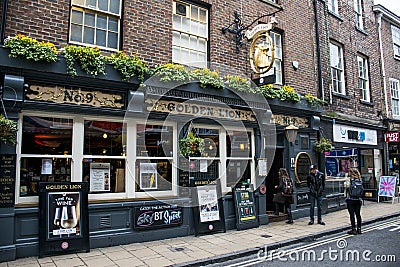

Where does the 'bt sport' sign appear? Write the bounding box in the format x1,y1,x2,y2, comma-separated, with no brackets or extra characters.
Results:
134,205,183,230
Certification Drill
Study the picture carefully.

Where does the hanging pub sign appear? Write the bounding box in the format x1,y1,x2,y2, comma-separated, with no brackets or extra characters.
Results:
232,184,259,230
134,204,183,230
192,180,226,236
246,21,276,74
39,182,89,258
0,154,16,207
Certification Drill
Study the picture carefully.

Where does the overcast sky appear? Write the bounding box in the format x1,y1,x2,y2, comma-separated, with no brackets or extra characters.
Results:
374,0,400,16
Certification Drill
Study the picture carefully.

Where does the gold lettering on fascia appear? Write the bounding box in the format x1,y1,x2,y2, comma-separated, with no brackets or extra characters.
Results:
26,85,124,109
145,99,256,121
271,114,308,128
45,184,82,191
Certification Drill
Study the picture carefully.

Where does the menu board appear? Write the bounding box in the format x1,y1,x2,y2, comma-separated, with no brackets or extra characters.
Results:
90,163,110,192
39,182,89,258
0,154,16,207
232,185,259,230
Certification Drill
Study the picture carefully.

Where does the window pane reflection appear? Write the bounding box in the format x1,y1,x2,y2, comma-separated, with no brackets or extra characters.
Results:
83,158,125,193
136,124,173,157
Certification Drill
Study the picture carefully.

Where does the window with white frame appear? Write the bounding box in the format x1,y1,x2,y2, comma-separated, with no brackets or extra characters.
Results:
172,1,208,68
19,116,73,197
390,79,400,116
260,31,283,85
135,124,174,192
82,120,126,194
392,25,400,58
69,0,121,51
226,131,253,188
357,55,370,102
354,0,363,29
328,0,339,14
330,42,345,94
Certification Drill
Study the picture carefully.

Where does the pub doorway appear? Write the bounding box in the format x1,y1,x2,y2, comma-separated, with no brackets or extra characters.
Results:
265,148,284,212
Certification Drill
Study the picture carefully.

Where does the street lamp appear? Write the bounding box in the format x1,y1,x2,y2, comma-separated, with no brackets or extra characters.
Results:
285,124,298,144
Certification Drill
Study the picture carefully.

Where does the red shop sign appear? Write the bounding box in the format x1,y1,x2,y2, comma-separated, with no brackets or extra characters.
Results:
386,132,400,142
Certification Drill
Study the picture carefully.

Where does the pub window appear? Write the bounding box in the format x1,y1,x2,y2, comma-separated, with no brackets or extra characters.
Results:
69,0,121,50
82,120,126,193
172,1,208,68
19,116,73,197
226,130,253,188
135,124,174,192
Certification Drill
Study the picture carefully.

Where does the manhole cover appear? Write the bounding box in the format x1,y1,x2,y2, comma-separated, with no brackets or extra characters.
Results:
168,246,188,252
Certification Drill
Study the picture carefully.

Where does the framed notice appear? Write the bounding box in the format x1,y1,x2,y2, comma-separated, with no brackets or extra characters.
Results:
90,163,110,192
192,180,225,236
232,184,259,230
258,158,268,176
39,182,89,258
140,163,157,189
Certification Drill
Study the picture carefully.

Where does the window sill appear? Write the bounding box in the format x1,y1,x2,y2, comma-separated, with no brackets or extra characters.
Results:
355,26,368,36
328,10,344,21
332,92,350,99
359,99,374,106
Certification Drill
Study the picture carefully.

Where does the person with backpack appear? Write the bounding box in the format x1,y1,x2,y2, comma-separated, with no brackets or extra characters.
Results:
307,165,326,225
344,168,364,235
273,168,294,224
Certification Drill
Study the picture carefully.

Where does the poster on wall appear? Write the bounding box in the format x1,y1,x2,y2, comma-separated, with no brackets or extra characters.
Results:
39,182,89,258
134,204,183,230
378,176,398,203
258,158,268,176
325,158,338,177
192,180,225,236
90,163,110,192
140,163,158,189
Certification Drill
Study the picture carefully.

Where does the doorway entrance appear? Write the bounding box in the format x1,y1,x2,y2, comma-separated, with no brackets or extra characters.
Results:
265,148,284,212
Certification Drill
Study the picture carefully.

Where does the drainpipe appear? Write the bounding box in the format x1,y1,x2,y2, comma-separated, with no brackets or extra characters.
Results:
1,0,9,44
313,0,323,99
377,12,389,118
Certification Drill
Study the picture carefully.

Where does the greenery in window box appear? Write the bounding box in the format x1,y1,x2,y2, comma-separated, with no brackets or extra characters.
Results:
4,34,58,62
258,84,301,102
304,93,326,108
62,45,106,76
191,68,224,89
0,115,18,146
179,131,205,158
314,137,333,153
152,63,192,83
107,51,149,82
224,75,254,92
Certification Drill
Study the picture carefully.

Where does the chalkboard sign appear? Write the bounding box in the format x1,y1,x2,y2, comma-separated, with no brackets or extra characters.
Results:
296,191,310,206
0,154,16,207
39,182,89,258
134,204,183,230
192,180,225,236
295,152,312,186
232,184,259,230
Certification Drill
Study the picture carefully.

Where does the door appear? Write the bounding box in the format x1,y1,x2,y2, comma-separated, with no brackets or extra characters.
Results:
265,148,284,211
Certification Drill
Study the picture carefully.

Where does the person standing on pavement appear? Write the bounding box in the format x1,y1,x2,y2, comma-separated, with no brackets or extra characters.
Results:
273,168,294,224
344,168,363,235
307,165,325,225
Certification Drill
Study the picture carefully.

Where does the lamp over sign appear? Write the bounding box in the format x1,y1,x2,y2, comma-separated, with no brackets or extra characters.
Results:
285,124,299,143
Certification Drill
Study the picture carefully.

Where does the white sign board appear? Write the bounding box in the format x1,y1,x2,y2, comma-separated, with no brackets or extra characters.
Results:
333,124,377,145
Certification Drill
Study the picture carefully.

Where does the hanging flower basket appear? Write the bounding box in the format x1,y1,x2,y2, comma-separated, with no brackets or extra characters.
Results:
314,137,332,153
0,115,18,145
179,131,205,157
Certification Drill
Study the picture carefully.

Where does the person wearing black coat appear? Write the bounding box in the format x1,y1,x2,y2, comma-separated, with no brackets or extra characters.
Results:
273,168,294,224
307,165,326,225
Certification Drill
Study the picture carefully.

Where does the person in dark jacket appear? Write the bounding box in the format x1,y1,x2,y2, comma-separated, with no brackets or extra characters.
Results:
307,165,325,225
273,168,294,224
344,168,363,235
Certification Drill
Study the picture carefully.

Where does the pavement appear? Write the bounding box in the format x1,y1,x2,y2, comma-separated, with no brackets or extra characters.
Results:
2,199,400,267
